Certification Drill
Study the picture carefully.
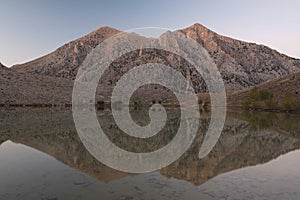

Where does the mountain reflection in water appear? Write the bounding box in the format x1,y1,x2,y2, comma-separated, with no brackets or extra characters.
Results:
0,108,300,200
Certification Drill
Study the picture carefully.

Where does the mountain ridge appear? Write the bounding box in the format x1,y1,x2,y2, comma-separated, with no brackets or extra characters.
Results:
0,62,7,70
12,26,121,79
11,23,300,90
2,23,300,105
180,23,300,90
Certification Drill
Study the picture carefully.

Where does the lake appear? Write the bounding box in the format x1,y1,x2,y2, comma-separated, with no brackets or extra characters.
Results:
0,108,300,200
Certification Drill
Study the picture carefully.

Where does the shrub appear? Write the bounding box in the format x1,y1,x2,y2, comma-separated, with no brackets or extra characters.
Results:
133,101,140,110
282,92,296,110
258,89,273,101
198,99,203,105
97,100,105,110
243,87,276,110
242,99,251,109
249,86,259,101
264,98,278,109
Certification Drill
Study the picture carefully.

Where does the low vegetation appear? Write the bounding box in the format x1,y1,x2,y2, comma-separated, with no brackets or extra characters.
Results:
96,100,105,110
242,87,299,111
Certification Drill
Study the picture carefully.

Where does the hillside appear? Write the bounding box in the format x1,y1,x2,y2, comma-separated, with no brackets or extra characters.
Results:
228,71,300,111
180,23,300,90
3,23,300,105
12,24,300,91
0,67,73,105
0,62,7,70
12,27,120,79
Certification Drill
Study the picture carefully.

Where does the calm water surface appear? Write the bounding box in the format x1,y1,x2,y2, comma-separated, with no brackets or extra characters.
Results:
0,108,300,200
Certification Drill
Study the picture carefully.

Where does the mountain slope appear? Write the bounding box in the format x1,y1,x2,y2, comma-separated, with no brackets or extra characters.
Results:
0,62,7,70
227,71,300,110
12,24,300,91
180,23,300,90
12,27,120,79
0,67,73,105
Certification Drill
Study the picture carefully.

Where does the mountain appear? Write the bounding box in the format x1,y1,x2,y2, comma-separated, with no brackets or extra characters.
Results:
0,62,10,73
11,24,300,91
1,27,119,105
3,23,300,105
0,62,6,69
179,23,300,90
12,27,120,79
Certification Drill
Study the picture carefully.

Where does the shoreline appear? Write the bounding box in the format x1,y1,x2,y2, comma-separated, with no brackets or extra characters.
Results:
1,103,300,114
227,105,300,114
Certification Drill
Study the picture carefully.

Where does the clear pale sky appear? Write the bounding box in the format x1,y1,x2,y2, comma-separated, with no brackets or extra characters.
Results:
1,0,299,67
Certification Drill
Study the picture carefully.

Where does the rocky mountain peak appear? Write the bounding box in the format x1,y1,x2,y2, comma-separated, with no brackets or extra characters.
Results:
11,26,121,79
179,23,300,90
11,24,300,91
77,26,120,42
187,23,214,33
